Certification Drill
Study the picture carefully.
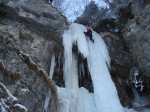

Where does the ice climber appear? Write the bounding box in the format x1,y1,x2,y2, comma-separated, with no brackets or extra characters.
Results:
84,28,94,43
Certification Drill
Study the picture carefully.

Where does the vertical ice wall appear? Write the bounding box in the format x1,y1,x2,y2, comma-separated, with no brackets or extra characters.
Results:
49,55,56,79
86,30,124,112
56,23,124,112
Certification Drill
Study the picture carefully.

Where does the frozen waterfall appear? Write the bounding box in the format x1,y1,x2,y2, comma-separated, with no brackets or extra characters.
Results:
55,23,124,112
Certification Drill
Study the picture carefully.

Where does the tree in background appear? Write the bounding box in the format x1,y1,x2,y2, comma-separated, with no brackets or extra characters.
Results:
52,0,65,12
52,0,90,22
75,1,108,28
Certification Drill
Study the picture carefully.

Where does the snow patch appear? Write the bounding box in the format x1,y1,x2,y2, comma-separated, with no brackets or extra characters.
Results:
0,99,9,112
124,108,137,112
14,104,28,112
0,82,17,102
21,88,29,94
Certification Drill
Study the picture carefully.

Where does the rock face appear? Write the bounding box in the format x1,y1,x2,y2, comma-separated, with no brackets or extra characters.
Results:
0,0,68,111
122,0,150,94
123,1,150,77
94,0,150,108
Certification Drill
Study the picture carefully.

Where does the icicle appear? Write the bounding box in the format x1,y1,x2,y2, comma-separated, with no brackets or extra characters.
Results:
44,91,51,112
49,55,56,79
43,42,47,55
44,54,54,112
60,54,79,112
63,31,73,72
